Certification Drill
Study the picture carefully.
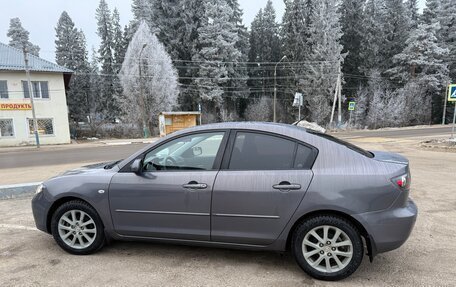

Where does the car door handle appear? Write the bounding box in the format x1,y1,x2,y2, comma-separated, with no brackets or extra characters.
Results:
273,182,301,191
182,182,208,190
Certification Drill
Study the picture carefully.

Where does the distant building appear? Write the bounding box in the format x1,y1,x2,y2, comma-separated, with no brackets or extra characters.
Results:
0,42,73,146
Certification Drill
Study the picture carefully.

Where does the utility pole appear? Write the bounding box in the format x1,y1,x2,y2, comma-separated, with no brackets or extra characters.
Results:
337,68,342,125
139,43,149,138
443,85,449,125
274,56,287,123
23,47,40,148
451,103,456,140
330,67,341,126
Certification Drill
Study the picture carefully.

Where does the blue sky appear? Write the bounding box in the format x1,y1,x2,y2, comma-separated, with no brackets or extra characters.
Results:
0,0,426,62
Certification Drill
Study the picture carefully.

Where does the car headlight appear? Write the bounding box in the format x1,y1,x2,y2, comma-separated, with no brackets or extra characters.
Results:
35,184,44,194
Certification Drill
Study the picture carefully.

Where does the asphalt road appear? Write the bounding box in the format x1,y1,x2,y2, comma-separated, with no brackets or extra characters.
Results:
334,126,453,139
0,125,452,170
0,143,149,169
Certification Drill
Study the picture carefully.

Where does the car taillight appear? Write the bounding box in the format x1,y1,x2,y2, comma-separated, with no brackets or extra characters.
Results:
392,173,410,189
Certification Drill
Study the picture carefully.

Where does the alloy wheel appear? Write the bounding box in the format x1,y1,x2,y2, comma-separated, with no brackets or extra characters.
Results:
302,225,353,273
58,209,97,249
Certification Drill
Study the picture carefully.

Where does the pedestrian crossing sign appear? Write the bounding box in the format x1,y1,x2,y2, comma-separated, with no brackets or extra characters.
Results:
449,84,456,102
348,101,356,111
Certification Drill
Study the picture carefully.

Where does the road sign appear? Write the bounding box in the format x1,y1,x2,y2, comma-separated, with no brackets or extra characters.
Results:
293,93,303,107
448,85,456,102
348,101,356,111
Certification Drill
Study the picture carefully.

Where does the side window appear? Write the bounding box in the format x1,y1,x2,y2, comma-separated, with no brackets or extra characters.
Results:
0,81,8,99
143,132,225,172
229,132,296,170
294,144,315,169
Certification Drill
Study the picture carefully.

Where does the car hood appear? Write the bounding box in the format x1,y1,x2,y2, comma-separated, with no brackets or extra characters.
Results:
371,151,409,165
58,161,117,176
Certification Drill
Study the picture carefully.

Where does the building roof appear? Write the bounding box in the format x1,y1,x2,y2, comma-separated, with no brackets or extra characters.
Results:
161,111,201,116
0,42,72,73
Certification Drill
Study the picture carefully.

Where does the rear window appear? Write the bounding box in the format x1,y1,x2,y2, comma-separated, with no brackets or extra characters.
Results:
307,130,374,158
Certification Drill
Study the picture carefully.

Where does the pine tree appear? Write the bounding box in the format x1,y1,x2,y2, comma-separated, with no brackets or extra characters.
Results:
360,0,385,74
439,0,456,81
55,11,91,122
96,0,118,121
406,0,419,28
119,21,179,136
387,22,449,123
305,0,344,125
226,0,250,115
340,0,365,91
193,0,241,121
6,18,40,56
381,0,410,70
248,1,281,100
112,8,126,72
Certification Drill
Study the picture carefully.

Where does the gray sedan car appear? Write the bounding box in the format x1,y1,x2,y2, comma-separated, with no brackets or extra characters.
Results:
32,122,417,281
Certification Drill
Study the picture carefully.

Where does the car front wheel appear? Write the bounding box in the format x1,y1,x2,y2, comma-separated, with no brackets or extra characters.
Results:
292,215,363,281
51,200,105,255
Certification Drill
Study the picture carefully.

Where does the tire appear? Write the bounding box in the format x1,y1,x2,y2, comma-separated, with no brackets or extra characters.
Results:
51,200,105,255
291,215,363,281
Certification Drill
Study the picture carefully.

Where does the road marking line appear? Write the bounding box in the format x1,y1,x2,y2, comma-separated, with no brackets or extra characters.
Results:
0,224,38,231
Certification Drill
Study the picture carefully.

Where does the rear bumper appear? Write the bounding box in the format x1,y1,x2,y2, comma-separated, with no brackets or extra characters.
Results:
354,198,417,256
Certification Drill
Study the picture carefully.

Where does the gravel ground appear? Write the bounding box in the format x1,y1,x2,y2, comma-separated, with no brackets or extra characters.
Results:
0,139,455,286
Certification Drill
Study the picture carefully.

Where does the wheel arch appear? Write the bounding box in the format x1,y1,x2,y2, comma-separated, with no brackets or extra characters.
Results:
285,209,375,262
46,196,95,233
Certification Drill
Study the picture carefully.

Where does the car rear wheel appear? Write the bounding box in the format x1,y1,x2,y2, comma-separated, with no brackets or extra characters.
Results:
291,215,363,281
51,200,105,255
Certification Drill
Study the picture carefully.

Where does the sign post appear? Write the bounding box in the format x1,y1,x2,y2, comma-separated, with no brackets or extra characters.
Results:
348,101,356,128
448,85,456,139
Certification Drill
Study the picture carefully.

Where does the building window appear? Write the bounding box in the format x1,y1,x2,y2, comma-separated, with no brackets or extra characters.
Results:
0,81,8,99
0,119,14,137
22,81,49,99
28,118,54,136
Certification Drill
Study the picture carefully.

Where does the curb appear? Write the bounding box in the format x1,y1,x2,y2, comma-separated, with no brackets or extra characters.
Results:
0,182,41,200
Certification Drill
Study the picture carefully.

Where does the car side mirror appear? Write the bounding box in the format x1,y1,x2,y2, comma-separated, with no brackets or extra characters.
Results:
192,146,202,156
130,158,143,175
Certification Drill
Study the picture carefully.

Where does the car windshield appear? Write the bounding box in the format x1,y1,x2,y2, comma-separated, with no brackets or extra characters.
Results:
307,130,374,158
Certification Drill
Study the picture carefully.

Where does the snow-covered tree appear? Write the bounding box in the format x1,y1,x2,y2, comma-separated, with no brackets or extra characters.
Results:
112,8,126,72
388,22,449,123
96,0,119,121
6,18,40,56
119,21,179,136
406,0,419,28
248,1,281,99
340,0,365,91
304,0,344,125
439,0,456,81
193,0,242,121
55,11,91,122
360,0,385,74
387,23,449,86
381,0,410,69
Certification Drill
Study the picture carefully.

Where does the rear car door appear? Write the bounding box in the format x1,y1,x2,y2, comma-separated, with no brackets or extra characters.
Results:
211,131,317,245
109,131,227,241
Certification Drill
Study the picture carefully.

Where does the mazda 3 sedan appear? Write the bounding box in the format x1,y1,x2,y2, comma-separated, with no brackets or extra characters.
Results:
32,122,417,281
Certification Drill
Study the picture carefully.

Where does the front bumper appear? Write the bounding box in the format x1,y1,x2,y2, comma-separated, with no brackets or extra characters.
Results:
31,191,52,233
354,198,417,256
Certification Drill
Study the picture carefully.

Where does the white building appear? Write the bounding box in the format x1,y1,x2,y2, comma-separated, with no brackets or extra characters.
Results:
0,42,73,146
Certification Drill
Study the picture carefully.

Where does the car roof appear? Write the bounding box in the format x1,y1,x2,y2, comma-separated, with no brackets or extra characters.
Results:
177,121,309,134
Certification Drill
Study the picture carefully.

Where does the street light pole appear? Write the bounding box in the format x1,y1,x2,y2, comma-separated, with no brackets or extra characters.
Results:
23,47,40,148
139,43,149,138
274,56,287,123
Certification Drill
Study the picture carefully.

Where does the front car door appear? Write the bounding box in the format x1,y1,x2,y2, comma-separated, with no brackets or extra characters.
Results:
109,131,227,241
211,131,317,245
